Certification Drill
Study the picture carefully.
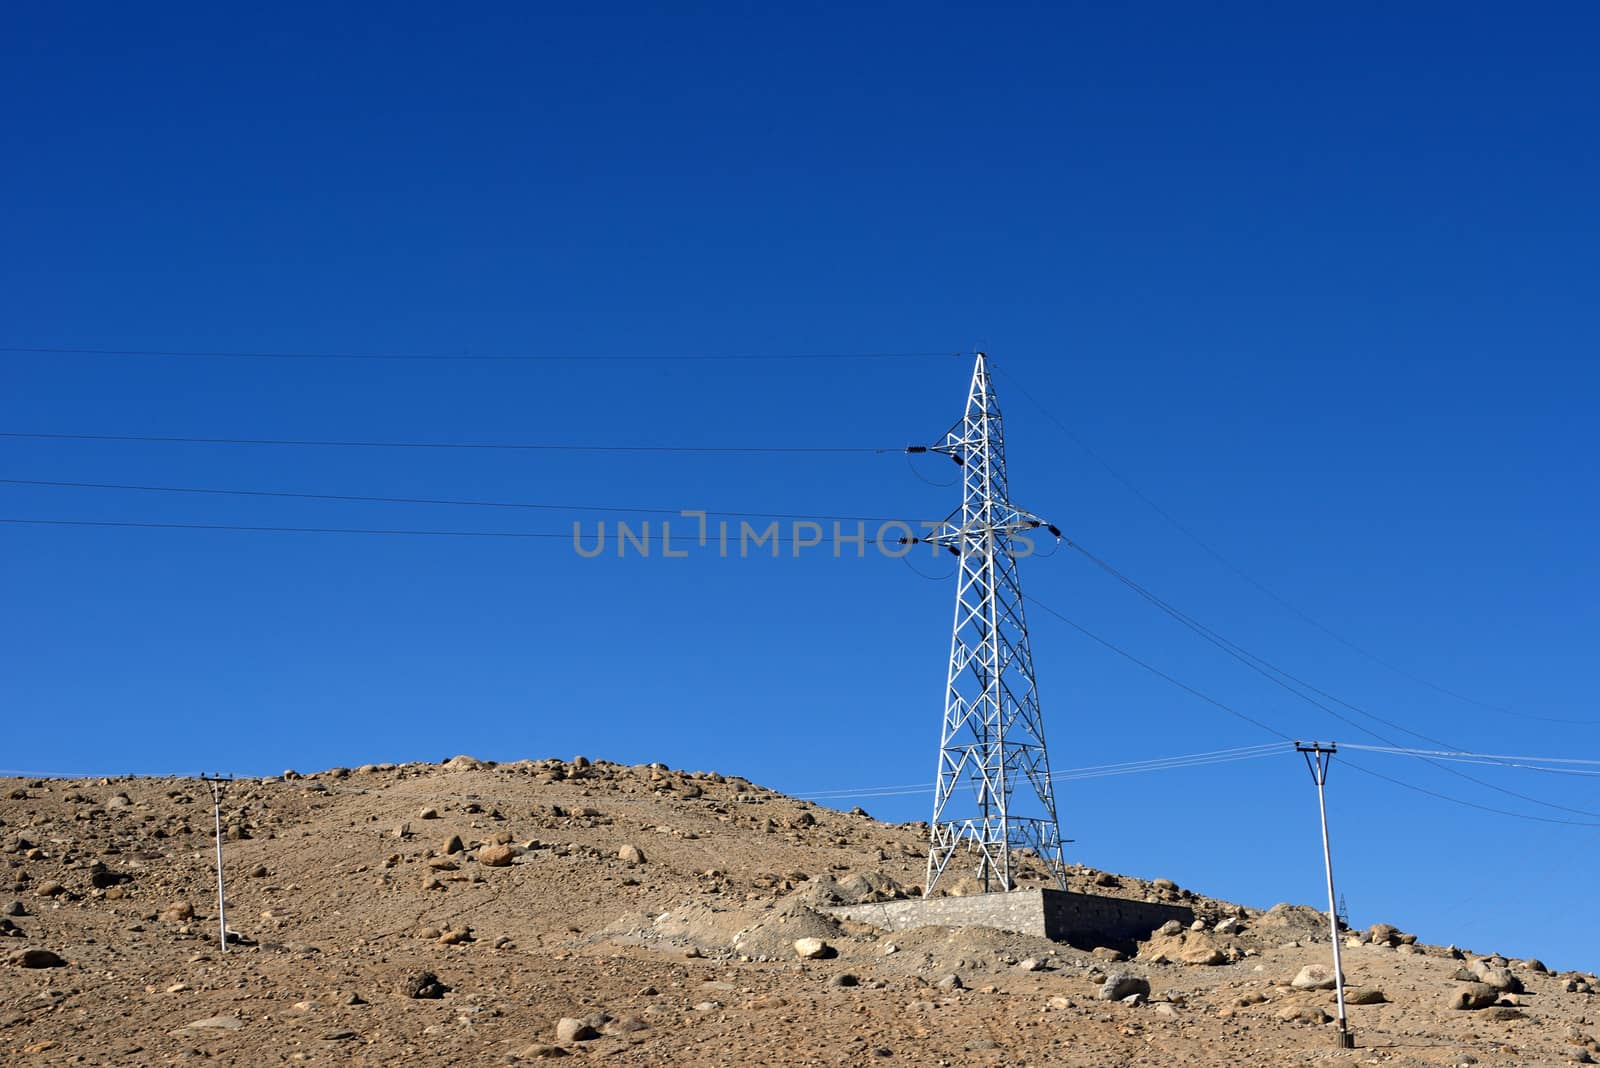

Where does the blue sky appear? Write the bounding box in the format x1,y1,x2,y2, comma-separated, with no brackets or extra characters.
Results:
3,5,1597,969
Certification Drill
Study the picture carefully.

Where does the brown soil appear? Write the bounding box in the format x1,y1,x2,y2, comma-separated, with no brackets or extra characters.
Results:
3,758,1596,1065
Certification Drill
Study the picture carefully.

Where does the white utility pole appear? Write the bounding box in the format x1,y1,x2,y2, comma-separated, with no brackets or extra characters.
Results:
200,774,233,953
1297,742,1353,1049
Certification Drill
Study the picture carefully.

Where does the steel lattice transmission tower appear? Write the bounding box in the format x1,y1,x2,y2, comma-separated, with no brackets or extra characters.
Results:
922,352,1068,894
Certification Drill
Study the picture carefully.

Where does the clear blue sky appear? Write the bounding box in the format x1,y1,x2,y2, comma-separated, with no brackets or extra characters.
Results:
3,5,1597,970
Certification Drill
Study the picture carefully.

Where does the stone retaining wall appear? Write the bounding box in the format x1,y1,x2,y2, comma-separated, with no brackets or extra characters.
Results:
822,888,1193,947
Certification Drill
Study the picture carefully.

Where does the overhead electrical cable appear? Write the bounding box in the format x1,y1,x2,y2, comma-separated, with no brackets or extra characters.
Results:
0,431,896,455
0,346,959,362
994,361,1564,723
1021,594,1293,742
0,477,930,527
1055,535,1600,818
0,514,902,543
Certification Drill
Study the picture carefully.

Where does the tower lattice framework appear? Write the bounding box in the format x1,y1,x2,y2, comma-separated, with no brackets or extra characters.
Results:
923,352,1067,894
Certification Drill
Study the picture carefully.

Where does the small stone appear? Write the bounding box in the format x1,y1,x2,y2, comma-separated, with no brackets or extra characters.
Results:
618,844,646,866
11,948,66,968
1152,878,1178,891
1016,957,1042,972
33,881,65,898
182,1015,244,1030
443,835,464,855
1155,919,1184,937
418,807,440,820
160,902,195,923
3,901,24,917
966,1039,1000,1050
1346,988,1387,1005
937,974,964,991
829,973,859,988
554,1017,599,1043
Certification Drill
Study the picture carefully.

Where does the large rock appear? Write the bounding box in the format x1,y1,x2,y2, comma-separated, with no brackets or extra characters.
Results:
1447,983,1499,1011
554,1017,599,1043
1099,972,1151,1002
1291,964,1343,991
1471,961,1524,993
11,948,66,968
396,971,448,999
477,843,516,867
793,937,830,960
1346,987,1388,1005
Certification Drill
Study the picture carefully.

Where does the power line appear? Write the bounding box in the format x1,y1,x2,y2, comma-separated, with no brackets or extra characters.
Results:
792,744,1287,801
994,361,1549,723
0,477,929,527
0,345,959,362
1057,535,1600,818
1341,759,1600,828
0,431,895,455
1022,594,1293,741
0,516,912,544
1022,590,1600,828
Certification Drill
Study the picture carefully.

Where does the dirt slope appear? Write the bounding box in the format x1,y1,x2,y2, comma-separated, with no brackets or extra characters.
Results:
3,757,1596,1066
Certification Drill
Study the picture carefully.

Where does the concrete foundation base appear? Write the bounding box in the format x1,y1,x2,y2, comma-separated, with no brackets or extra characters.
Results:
821,888,1193,948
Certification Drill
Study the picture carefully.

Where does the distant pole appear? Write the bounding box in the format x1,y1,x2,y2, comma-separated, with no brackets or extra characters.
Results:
1296,743,1352,1049
200,774,233,954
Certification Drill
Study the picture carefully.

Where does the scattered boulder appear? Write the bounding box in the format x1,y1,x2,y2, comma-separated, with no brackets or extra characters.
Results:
518,1044,570,1059
1099,972,1151,1002
159,902,195,923
554,1018,599,1043
793,937,830,960
10,948,66,968
1346,988,1388,1005
618,844,646,866
396,971,448,999
33,881,65,899
443,835,464,855
1291,964,1342,991
1471,961,1524,994
1447,984,1499,1011
1276,1004,1331,1025
477,843,516,867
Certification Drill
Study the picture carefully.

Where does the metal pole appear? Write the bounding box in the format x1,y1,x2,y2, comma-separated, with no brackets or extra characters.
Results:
1298,743,1352,1048
202,775,231,954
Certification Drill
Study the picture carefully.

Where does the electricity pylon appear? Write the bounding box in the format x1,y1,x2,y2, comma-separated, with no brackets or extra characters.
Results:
920,352,1068,894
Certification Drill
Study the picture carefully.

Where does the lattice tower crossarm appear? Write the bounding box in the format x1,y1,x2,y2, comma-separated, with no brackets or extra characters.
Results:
923,352,1068,895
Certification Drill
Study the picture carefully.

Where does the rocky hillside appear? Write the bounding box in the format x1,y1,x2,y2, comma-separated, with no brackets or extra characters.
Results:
3,757,1597,1065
